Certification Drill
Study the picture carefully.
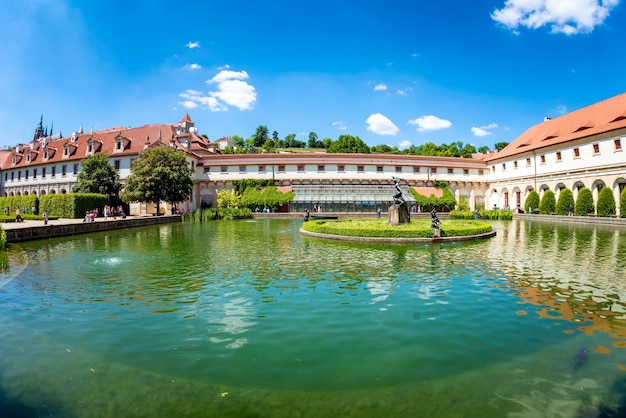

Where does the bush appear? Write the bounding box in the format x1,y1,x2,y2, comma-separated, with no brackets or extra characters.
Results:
182,208,252,221
575,188,595,216
621,188,626,218
525,190,540,214
596,187,616,217
0,195,39,216
0,227,6,250
410,187,456,212
556,188,575,216
39,193,109,218
539,190,556,214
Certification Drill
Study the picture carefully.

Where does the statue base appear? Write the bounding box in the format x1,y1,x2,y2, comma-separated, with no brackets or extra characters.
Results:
432,227,441,238
388,204,410,225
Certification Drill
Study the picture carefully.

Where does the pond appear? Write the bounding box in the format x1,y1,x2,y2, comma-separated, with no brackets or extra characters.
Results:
1,219,626,417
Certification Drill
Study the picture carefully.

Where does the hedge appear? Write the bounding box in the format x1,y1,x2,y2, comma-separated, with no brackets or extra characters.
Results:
621,188,626,218
449,209,512,220
409,186,456,212
575,188,595,216
182,207,253,221
0,195,39,215
596,187,616,217
539,190,556,214
556,189,575,216
39,193,109,218
525,190,540,214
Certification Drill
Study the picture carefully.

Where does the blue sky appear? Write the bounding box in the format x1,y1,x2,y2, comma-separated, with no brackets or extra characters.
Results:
1,0,624,150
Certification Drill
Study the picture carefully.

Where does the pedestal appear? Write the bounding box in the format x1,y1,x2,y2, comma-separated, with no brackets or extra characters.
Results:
388,204,410,225
432,227,441,238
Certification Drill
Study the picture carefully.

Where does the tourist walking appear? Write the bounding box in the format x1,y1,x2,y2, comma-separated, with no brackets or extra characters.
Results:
15,208,23,222
43,209,48,225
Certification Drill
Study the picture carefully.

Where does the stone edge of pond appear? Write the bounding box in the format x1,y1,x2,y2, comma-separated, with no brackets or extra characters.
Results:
299,228,497,243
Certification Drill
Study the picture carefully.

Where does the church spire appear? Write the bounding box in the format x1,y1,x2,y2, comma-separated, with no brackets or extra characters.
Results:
33,114,44,140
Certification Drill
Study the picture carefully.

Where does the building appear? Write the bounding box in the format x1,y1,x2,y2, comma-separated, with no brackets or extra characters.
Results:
2,91,625,215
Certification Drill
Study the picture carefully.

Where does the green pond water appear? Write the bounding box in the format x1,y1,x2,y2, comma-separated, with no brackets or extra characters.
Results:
2,219,626,417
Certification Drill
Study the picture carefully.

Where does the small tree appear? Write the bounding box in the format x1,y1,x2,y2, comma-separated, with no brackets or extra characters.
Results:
539,190,556,214
217,189,242,208
575,187,595,216
621,188,626,218
121,146,194,215
525,190,540,213
596,187,616,217
72,153,121,200
555,188,575,216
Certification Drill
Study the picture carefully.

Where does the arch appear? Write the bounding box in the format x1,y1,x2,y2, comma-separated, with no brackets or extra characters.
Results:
31,190,37,196
511,186,522,209
612,178,626,217
554,183,566,201
40,190,47,196
24,191,29,196
49,190,57,195
16,191,21,196
500,187,510,209
60,189,67,194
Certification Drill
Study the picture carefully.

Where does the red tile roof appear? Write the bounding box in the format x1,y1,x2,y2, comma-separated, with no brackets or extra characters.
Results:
487,92,626,161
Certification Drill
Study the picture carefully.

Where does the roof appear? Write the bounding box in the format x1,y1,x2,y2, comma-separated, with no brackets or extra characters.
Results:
487,92,626,161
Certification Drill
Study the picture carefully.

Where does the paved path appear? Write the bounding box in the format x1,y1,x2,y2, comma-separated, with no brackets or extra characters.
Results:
1,216,138,230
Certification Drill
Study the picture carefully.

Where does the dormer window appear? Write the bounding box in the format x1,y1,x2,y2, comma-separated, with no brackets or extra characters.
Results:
64,143,70,158
12,154,16,165
26,152,31,163
87,139,94,154
43,147,49,160
115,136,124,151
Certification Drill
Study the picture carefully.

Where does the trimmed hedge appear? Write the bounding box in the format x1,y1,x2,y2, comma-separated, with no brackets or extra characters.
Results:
621,188,626,218
556,189,575,216
525,190,540,214
39,193,109,218
539,190,556,214
301,218,492,238
410,187,456,212
596,187,616,217
182,207,253,221
450,209,512,220
575,188,595,216
0,195,39,215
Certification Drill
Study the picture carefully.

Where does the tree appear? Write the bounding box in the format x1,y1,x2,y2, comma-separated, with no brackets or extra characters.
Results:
555,188,574,215
217,189,242,208
596,187,616,217
121,146,194,215
525,190,540,213
308,132,319,148
575,187,595,216
72,153,121,199
232,135,245,148
494,142,509,152
477,146,490,154
621,188,626,218
327,135,370,154
252,125,269,147
539,190,556,214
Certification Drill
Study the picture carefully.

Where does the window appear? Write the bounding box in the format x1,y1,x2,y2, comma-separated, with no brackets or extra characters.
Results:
115,137,123,151
502,163,506,171
43,148,49,160
114,160,121,170
376,166,383,173
220,166,228,173
593,143,600,154
526,157,531,166
297,165,305,172
556,151,562,161
51,166,56,177
42,167,46,178
25,170,29,179
87,141,93,154
447,168,453,174
492,166,495,173
62,164,67,176
463,169,469,175
615,138,622,151
357,165,364,172
239,165,246,173
11,172,14,181
258,165,266,173
478,169,484,175
318,165,325,172
514,161,518,169
33,168,37,179
540,155,546,164
413,166,420,173
278,165,285,172
63,144,70,157
73,163,79,175
430,167,437,174
4,173,7,181
573,148,580,158
395,166,402,173
18,171,21,180
337,165,345,172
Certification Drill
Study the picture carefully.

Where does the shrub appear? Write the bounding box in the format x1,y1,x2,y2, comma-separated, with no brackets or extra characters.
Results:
575,188,595,216
556,188,575,216
39,193,109,218
525,190,540,214
539,190,556,214
410,187,456,212
0,195,39,216
621,188,626,218
182,208,252,221
596,187,616,217
0,227,6,250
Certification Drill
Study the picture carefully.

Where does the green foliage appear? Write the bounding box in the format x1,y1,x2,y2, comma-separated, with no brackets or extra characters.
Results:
456,198,470,211
596,187,616,217
217,189,242,208
72,153,121,198
0,195,39,215
301,218,492,239
433,180,447,189
494,142,510,152
525,190,540,213
232,179,274,194
555,188,575,215
182,207,252,221
402,141,476,158
0,227,6,250
621,188,626,218
575,188,595,216
539,190,556,214
121,146,194,214
327,135,370,154
38,193,108,218
241,186,294,210
410,187,456,212
450,209,512,220
252,125,269,147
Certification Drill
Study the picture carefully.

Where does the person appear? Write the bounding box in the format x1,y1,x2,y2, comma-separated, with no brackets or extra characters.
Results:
4,207,9,216
377,208,381,219
32,206,37,215
569,204,574,216
15,208,23,222
43,209,48,225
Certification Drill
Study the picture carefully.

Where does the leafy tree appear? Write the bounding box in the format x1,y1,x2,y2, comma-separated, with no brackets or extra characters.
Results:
72,153,121,199
241,186,294,210
596,187,616,217
121,146,194,215
262,139,276,152
217,189,242,208
460,144,477,158
371,144,400,154
555,188,575,215
284,133,305,148
252,125,269,147
524,190,540,213
575,187,595,216
621,188,626,218
327,135,370,154
494,142,509,152
477,146,490,154
322,137,333,149
308,132,321,148
231,135,245,148
539,190,556,214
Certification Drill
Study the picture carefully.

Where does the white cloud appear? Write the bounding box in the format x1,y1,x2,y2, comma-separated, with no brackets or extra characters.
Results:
332,121,347,131
556,104,568,114
491,0,620,35
408,115,452,132
399,140,412,148
177,69,258,112
471,123,498,137
366,113,399,136
186,41,200,48
179,100,198,109
183,63,202,70
178,89,227,112
374,83,388,91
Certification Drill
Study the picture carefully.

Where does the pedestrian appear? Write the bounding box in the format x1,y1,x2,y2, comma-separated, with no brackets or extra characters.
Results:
15,208,23,223
43,209,48,225
569,204,574,216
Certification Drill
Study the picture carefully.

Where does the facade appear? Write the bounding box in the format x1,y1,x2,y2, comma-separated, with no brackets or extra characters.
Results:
1,91,625,215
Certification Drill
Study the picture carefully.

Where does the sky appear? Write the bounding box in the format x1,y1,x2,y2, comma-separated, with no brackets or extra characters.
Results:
1,0,625,151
